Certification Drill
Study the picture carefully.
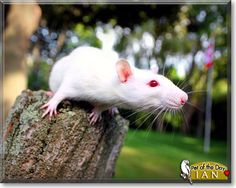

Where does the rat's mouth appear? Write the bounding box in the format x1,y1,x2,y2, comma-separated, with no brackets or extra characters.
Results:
165,97,185,110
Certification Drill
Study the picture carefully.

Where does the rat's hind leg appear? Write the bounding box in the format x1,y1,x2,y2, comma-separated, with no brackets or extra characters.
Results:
89,106,119,125
89,106,103,125
108,107,119,116
89,105,109,125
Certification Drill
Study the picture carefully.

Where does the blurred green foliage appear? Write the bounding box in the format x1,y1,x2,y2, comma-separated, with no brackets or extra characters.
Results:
115,130,227,180
74,23,101,48
28,61,50,90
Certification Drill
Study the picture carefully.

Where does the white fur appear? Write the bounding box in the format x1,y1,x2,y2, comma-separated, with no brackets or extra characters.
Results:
49,46,188,112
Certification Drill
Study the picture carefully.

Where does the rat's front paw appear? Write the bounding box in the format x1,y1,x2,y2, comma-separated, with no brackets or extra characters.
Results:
40,100,58,119
89,108,102,125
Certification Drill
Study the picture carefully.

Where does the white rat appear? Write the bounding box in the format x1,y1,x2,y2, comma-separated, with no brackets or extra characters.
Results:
41,46,188,125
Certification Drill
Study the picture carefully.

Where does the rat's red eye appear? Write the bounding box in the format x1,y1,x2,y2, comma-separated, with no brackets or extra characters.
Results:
148,80,159,87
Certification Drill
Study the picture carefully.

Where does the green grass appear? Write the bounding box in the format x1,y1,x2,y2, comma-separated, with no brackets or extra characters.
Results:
114,130,228,181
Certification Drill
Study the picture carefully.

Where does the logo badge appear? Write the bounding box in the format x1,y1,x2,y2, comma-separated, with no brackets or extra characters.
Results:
180,160,229,184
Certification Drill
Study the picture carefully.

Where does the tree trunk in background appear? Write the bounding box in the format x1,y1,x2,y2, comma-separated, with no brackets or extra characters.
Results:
4,3,41,119
2,90,128,182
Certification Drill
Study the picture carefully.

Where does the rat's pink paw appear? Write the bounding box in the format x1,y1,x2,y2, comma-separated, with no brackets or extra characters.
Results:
40,101,58,119
89,109,102,125
108,107,119,117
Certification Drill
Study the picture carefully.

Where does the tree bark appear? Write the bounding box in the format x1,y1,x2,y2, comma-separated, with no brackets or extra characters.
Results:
2,90,128,182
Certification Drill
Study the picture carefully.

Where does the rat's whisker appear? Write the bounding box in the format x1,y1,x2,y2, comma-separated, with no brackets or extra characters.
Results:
186,101,202,112
145,107,166,138
134,107,161,127
181,83,190,91
165,108,173,128
155,107,169,132
187,90,206,94
160,108,169,132
108,101,158,117
175,79,182,87
180,108,189,132
171,108,175,115
178,79,188,89
129,107,161,140
124,104,161,119
150,107,166,125
102,101,151,119
125,106,161,119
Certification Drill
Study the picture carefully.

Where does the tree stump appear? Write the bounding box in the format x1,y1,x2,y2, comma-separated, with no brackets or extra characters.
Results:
2,90,129,182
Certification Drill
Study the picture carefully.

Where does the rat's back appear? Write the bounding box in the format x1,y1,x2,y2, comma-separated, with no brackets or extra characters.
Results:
49,46,119,93
69,46,119,69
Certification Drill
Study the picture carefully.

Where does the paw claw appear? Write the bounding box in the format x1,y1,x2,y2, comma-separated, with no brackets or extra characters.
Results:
89,112,94,118
54,109,57,115
42,111,47,118
49,109,53,117
41,100,58,119
89,108,102,125
40,103,49,109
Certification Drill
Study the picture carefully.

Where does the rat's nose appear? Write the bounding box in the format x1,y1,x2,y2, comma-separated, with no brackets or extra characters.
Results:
180,93,188,105
180,98,186,105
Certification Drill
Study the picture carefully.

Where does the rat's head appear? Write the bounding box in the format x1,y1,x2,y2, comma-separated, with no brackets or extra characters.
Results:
116,59,188,111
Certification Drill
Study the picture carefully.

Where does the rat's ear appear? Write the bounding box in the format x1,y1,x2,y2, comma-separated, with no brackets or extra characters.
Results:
116,59,133,83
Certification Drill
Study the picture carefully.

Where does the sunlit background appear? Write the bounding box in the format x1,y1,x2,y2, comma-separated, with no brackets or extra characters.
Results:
4,3,230,180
